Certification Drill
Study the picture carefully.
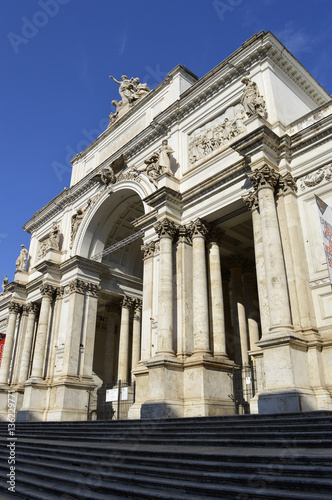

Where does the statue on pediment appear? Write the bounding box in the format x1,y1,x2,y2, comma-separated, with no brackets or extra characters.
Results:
15,244,28,271
241,77,267,118
2,275,8,291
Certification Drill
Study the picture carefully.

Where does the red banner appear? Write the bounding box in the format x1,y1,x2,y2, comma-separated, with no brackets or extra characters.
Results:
0,333,6,367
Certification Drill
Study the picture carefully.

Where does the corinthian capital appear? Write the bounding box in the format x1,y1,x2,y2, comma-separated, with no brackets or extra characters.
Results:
248,164,279,192
121,295,133,309
40,284,56,299
278,173,297,195
8,301,22,314
141,241,156,259
242,190,259,211
86,283,101,298
189,218,209,239
26,302,40,315
154,219,177,240
69,279,87,295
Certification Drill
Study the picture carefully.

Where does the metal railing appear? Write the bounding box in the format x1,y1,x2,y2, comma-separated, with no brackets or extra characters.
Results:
230,362,257,415
87,380,135,421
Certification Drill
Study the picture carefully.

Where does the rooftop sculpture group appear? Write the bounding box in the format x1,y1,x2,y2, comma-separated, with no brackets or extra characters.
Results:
109,75,150,125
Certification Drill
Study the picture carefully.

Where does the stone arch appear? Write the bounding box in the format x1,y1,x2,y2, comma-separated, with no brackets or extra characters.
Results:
75,180,150,263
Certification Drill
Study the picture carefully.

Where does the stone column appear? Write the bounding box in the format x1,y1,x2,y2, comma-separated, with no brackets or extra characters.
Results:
189,219,211,354
80,283,100,379
229,257,249,365
18,303,39,384
104,303,119,384
248,165,293,335
30,284,55,380
0,302,21,385
277,174,317,335
208,229,227,356
61,279,87,379
242,190,270,337
131,299,142,380
221,268,233,359
154,219,177,356
117,296,132,384
140,242,155,361
242,265,260,350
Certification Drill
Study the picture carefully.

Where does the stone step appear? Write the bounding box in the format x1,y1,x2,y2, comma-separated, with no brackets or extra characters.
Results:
0,461,332,500
5,449,332,484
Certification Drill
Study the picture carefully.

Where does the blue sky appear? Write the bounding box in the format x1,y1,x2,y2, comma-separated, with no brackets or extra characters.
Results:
1,0,332,283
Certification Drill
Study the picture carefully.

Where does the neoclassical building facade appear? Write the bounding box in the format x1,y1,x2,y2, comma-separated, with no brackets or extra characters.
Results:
1,31,332,421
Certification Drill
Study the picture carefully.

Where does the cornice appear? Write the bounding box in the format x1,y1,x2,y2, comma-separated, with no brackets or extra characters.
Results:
289,114,332,158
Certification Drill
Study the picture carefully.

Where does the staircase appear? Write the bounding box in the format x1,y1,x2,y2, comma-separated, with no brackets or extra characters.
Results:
0,411,332,499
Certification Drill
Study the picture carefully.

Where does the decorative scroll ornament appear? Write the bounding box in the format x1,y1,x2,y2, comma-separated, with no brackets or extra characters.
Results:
188,104,246,166
154,219,177,239
298,163,332,191
248,164,279,191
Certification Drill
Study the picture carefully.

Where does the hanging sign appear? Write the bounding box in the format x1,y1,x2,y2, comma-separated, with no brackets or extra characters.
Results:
121,387,128,400
0,334,5,367
316,195,332,286
105,388,118,402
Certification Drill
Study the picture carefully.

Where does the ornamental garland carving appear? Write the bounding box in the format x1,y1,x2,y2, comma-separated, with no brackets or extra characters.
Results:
297,163,332,191
188,104,246,165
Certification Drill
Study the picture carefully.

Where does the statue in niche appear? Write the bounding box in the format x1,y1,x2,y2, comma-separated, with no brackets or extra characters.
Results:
2,275,8,291
15,244,28,271
49,222,60,250
241,77,267,118
70,209,85,249
158,140,174,174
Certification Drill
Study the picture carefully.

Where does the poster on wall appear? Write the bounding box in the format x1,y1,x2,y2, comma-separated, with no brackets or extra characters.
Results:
0,333,6,367
316,195,332,286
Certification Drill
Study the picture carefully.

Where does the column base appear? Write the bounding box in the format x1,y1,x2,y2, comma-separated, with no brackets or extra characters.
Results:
18,380,48,421
258,388,317,414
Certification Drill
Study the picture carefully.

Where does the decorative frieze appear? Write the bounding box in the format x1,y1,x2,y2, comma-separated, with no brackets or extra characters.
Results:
297,163,332,191
188,104,247,165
